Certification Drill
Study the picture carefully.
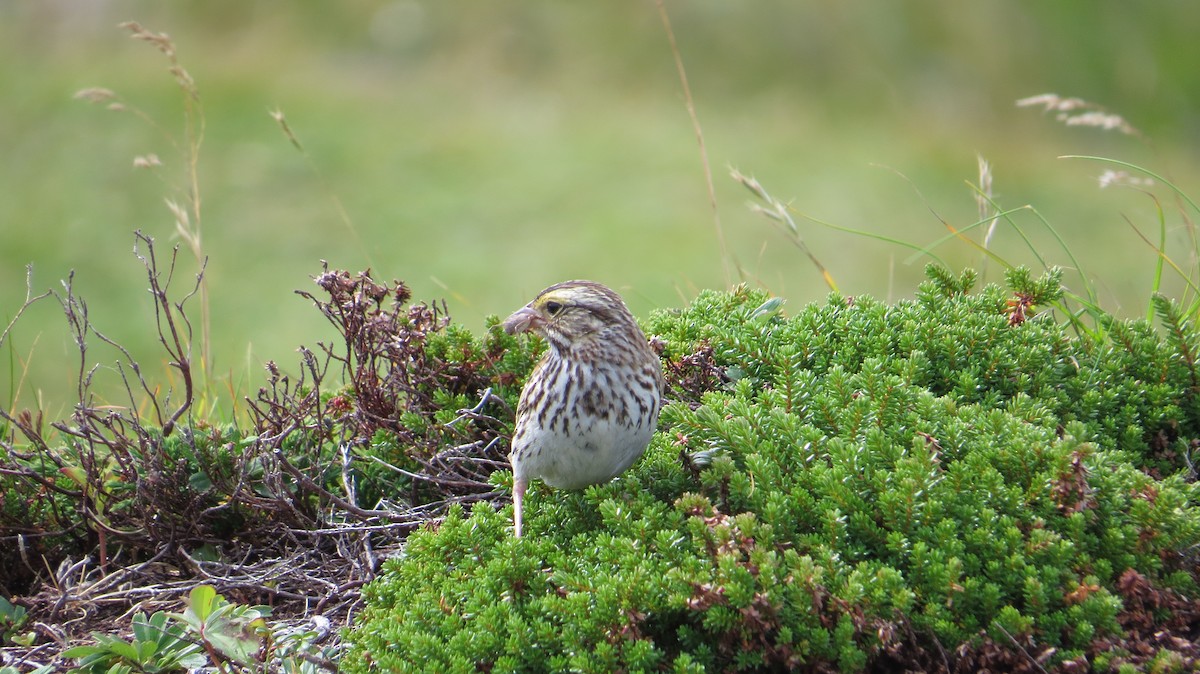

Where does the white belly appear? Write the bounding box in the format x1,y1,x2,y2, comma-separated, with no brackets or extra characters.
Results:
511,414,656,489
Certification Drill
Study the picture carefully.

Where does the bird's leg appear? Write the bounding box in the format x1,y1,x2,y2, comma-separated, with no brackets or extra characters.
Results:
513,477,527,538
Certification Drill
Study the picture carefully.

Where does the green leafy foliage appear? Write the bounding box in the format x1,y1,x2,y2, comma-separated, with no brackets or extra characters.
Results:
172,585,272,667
0,595,32,647
344,267,1200,672
62,610,205,673
61,586,337,674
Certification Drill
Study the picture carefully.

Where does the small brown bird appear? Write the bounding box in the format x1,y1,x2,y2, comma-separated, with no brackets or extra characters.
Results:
502,280,664,538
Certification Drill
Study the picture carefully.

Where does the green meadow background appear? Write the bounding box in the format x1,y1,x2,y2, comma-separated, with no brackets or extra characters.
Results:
2,1,1198,413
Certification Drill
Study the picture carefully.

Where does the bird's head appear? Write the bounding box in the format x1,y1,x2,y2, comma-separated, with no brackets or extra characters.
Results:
502,280,635,351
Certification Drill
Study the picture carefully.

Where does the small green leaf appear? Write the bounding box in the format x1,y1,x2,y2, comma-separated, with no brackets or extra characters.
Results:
105,640,141,662
188,585,217,621
10,631,36,647
61,644,104,659
60,465,88,488
188,470,213,491
749,297,785,322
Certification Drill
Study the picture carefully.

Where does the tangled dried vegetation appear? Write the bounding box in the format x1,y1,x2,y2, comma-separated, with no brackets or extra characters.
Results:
0,234,530,666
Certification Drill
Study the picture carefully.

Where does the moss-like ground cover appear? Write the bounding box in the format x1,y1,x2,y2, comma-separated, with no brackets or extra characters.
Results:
344,268,1200,672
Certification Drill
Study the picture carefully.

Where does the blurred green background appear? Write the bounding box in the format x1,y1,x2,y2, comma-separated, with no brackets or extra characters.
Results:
3,1,1198,413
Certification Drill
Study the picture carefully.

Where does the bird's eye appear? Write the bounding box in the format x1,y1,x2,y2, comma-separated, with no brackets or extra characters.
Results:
545,300,564,316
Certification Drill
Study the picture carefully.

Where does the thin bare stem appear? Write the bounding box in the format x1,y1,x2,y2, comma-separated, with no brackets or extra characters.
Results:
117,21,212,379
655,0,739,286
731,169,839,292
270,108,370,268
2,265,53,411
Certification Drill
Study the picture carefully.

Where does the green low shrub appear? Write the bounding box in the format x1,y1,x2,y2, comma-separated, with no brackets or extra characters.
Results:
344,267,1200,672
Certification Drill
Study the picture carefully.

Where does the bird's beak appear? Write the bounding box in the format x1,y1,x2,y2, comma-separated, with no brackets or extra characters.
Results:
502,306,543,335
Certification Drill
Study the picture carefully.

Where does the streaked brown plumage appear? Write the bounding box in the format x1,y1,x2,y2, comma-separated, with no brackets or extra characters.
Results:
502,280,664,538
